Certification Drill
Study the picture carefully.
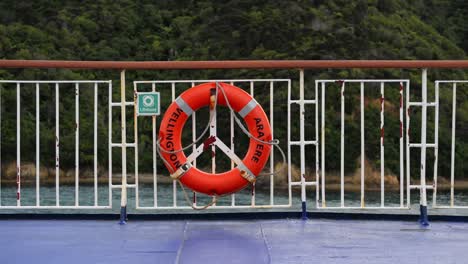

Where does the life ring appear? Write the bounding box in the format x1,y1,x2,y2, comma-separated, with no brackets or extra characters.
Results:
158,82,272,196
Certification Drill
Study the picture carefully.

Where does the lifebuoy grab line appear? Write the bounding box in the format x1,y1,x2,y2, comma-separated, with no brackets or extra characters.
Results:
156,82,287,204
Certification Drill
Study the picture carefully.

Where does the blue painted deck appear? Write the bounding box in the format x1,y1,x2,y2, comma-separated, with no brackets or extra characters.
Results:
1,219,467,264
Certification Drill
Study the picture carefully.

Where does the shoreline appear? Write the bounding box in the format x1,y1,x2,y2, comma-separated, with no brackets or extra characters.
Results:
1,174,468,192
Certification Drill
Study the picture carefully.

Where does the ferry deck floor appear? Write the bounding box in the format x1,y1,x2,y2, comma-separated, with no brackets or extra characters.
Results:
1,218,467,264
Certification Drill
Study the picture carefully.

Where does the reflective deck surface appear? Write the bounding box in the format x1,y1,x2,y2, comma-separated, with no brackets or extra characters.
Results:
1,219,467,264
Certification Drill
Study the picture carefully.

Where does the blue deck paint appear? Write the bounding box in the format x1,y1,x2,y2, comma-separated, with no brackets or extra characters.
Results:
1,219,467,264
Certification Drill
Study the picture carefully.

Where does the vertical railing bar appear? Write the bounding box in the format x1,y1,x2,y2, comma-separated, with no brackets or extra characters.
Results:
299,70,306,219
134,82,139,208
0,84,1,206
287,80,292,206
229,83,236,207
340,81,345,208
108,81,112,207
450,83,456,207
16,83,21,206
269,81,274,206
321,81,326,207
120,70,128,224
432,82,439,207
360,82,365,208
246,81,255,207
36,83,40,206
245,82,255,206
380,82,385,207
399,82,405,208
315,80,319,208
172,82,177,207
219,82,232,206
250,81,254,97
55,83,59,207
223,81,237,206
406,81,411,208
94,82,98,206
192,81,197,207
419,69,429,226
75,83,79,206
228,82,237,207
152,83,158,207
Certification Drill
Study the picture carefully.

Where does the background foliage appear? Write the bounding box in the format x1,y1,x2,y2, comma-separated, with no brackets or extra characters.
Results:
0,0,467,181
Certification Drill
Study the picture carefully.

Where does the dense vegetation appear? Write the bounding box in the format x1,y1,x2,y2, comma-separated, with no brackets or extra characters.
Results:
0,0,467,182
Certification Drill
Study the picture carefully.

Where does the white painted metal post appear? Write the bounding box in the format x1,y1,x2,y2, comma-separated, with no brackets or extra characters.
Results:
134,82,139,208
287,80,292,205
0,84,1,206
299,70,307,219
250,81,254,96
171,82,177,207
16,83,20,206
433,82,439,207
360,82,365,208
315,80,320,208
75,83,79,206
321,81,326,207
108,82,112,207
120,70,128,224
419,69,429,226
450,83,456,207
211,87,217,174
248,81,254,207
36,83,40,206
406,82,411,208
94,82,98,206
192,82,197,207
208,81,218,207
152,83,158,207
229,82,238,207
55,83,60,206
380,82,385,207
340,81,345,208
399,82,404,208
270,81,274,205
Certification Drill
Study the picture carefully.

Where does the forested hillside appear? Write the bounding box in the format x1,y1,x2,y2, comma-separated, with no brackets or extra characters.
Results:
1,0,467,61
0,0,467,183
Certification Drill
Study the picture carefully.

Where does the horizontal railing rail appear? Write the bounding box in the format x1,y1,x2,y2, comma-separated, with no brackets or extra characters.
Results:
1,60,468,69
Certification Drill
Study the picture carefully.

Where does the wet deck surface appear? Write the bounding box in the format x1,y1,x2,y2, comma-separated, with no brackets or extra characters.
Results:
1,219,467,264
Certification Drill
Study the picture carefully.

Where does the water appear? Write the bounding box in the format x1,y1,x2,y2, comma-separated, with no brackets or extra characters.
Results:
1,184,467,213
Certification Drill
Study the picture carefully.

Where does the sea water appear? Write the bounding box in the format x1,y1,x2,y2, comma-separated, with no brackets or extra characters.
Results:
0,185,467,213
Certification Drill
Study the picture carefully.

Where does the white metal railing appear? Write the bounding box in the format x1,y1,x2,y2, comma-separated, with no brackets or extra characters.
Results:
0,74,466,218
405,73,436,210
0,80,112,209
316,79,409,209
290,71,318,217
132,79,291,209
432,80,468,209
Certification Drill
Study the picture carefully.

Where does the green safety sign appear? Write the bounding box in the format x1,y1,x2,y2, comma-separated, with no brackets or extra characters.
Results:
137,92,160,116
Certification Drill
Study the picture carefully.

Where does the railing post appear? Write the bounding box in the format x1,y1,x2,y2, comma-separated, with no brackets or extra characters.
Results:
16,83,21,206
449,83,456,207
120,70,128,224
419,69,429,226
299,69,307,220
360,82,365,208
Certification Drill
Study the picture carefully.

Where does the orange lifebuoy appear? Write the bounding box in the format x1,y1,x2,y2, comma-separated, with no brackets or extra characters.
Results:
158,82,272,196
